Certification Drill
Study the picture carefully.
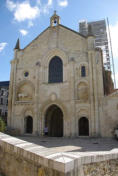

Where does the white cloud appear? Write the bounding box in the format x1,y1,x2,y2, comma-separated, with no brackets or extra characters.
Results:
48,0,53,6
42,0,53,14
36,0,53,7
110,22,118,59
28,21,34,28
6,0,40,22
15,2,40,22
19,29,28,36
6,0,69,27
0,43,7,53
36,0,41,5
6,0,16,11
58,0,68,7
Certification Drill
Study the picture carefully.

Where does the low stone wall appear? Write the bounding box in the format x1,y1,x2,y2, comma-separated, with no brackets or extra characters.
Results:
0,133,118,176
83,159,118,176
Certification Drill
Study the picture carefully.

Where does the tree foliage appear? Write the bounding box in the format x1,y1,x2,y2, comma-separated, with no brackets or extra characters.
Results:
0,117,6,132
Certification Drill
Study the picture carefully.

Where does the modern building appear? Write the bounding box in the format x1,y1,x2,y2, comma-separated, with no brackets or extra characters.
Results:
8,12,118,137
79,19,111,70
0,81,9,122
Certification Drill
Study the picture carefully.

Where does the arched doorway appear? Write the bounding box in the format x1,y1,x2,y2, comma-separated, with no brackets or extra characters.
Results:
25,116,33,134
79,117,89,136
45,105,63,137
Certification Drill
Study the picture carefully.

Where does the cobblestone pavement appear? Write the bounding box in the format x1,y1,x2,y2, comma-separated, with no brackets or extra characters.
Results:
17,136,118,155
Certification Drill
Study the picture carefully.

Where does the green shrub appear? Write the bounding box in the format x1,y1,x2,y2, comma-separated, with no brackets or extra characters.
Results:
0,117,6,132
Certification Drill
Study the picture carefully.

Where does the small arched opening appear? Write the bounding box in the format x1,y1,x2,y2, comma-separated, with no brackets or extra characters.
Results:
81,66,86,77
25,116,33,134
45,105,63,137
78,117,89,136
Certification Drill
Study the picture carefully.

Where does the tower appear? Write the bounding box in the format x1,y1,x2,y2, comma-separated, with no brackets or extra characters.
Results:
79,20,111,70
50,11,60,27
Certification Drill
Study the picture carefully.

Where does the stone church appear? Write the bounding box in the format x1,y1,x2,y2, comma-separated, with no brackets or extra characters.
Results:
8,12,118,137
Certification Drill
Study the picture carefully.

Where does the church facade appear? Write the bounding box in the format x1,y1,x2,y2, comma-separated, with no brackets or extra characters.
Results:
8,12,118,137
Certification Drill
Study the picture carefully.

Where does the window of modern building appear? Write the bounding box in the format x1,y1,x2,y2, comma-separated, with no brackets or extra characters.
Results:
0,98,3,105
5,112,7,117
49,56,63,83
1,90,4,96
81,66,86,77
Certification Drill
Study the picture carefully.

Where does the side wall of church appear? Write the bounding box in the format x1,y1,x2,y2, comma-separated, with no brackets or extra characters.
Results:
100,96,118,137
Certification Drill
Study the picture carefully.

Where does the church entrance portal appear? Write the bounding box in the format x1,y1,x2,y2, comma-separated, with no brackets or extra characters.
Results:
45,105,63,137
25,116,33,134
79,117,89,136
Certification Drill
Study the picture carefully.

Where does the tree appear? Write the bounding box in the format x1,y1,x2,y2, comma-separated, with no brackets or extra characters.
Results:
0,117,6,132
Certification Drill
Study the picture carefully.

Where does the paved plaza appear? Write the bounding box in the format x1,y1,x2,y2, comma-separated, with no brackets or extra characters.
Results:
18,136,118,156
1,133,118,175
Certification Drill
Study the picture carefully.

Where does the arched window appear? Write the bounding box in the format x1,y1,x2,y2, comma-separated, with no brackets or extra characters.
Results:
49,56,63,83
81,66,86,77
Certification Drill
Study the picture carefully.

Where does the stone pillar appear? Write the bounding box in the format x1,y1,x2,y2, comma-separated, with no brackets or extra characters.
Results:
95,50,104,136
8,60,15,127
68,58,76,137
11,59,17,128
8,48,18,129
92,51,100,136
34,63,40,135
87,34,100,137
88,51,95,136
88,51,100,136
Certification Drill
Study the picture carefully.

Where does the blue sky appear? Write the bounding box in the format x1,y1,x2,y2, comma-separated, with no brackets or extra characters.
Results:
0,0,118,87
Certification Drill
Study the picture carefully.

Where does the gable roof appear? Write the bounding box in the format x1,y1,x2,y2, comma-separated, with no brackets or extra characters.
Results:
23,27,50,50
59,24,86,38
22,24,86,50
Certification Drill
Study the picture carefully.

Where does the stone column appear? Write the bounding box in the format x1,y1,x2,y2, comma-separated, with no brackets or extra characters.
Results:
68,58,76,137
11,59,17,128
87,34,100,137
8,60,15,127
8,48,18,129
95,50,104,136
92,51,100,136
88,51,95,136
88,50,100,136
34,63,40,135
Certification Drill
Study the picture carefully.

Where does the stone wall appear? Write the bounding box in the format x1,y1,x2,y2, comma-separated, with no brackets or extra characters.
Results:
0,133,64,176
83,159,118,176
0,133,118,176
101,94,118,137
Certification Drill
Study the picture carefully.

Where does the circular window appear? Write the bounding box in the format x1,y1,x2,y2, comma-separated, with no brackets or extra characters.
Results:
24,72,29,77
